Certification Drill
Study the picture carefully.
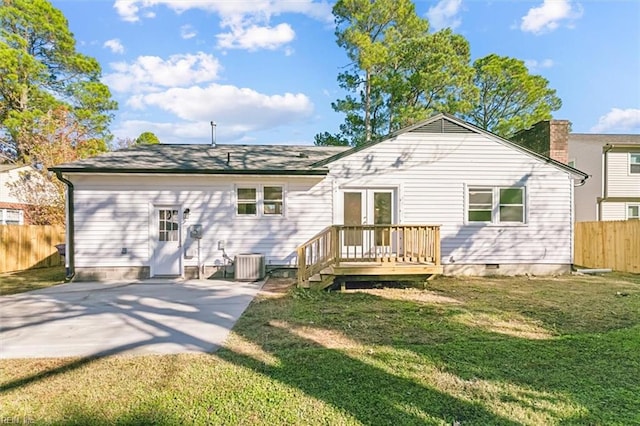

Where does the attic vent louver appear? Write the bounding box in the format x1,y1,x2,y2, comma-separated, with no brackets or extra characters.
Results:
411,118,473,134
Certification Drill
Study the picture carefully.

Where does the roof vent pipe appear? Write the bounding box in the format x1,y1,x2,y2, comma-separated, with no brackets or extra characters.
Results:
210,121,216,147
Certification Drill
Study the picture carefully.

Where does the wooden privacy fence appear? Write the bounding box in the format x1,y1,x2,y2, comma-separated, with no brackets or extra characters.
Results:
575,220,640,274
0,225,66,273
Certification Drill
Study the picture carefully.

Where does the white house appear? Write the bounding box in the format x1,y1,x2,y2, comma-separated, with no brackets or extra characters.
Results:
567,134,640,221
0,164,32,225
50,114,588,282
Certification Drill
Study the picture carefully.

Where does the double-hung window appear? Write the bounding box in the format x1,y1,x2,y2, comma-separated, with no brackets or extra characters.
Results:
237,188,257,215
630,153,640,174
263,186,283,215
468,188,493,222
236,185,284,217
467,186,525,224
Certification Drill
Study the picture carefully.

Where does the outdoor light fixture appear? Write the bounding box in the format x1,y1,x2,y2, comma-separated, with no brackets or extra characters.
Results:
183,208,190,220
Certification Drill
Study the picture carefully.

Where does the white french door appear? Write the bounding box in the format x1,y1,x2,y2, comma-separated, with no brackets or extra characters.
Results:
341,189,395,257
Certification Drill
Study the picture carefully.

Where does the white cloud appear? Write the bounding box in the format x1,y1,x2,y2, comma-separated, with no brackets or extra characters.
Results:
427,0,463,31
113,0,333,23
131,84,314,127
114,118,306,144
113,120,215,144
103,38,125,54
113,1,140,22
180,24,197,39
115,83,314,143
217,23,295,51
520,0,583,34
590,108,640,133
525,58,554,71
113,0,331,51
103,52,222,93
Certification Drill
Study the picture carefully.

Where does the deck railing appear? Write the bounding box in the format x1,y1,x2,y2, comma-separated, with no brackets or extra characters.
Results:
296,226,337,285
297,224,441,285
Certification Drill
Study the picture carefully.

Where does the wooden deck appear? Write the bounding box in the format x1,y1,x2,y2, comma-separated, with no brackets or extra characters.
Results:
297,225,442,288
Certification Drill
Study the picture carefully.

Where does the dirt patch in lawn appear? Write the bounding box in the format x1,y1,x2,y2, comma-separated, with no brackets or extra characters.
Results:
258,277,296,299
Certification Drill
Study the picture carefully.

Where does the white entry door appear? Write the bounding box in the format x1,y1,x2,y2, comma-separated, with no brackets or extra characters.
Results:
342,189,395,256
152,207,182,276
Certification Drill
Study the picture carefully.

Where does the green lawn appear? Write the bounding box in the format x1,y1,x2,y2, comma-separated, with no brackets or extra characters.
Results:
0,266,66,296
1,273,639,425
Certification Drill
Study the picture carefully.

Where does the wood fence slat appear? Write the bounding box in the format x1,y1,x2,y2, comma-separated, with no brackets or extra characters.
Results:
574,220,640,273
0,225,66,273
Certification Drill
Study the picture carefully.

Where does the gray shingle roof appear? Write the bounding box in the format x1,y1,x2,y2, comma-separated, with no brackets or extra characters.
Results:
569,133,640,145
50,144,350,175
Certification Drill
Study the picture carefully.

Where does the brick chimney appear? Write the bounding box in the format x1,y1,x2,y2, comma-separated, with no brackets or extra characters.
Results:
548,120,569,164
510,119,571,164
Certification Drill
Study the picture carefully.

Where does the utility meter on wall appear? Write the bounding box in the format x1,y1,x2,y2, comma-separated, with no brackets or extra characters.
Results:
189,224,203,239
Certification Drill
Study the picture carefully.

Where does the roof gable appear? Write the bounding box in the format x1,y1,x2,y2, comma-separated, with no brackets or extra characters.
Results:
313,113,588,178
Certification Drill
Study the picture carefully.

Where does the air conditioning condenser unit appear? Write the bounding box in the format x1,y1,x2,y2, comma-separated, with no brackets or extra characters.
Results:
234,253,266,281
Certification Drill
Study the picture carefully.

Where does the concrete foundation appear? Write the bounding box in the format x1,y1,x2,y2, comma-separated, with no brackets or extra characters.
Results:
443,263,571,276
74,266,150,281
73,263,570,282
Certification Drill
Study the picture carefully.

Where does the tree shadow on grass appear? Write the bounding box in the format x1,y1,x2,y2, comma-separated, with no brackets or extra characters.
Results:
413,327,640,425
217,321,523,425
219,289,639,425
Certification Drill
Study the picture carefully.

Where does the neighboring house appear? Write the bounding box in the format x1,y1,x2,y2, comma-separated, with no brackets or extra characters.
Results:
568,134,640,221
511,120,640,222
0,164,31,225
50,114,588,282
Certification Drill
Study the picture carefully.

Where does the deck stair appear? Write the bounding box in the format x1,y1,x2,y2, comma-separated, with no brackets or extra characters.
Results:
297,224,442,289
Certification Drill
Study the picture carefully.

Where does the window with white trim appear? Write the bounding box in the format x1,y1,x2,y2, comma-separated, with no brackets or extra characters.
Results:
630,153,640,174
236,185,284,217
1,208,24,225
263,186,283,215
467,186,525,224
468,188,493,222
628,204,640,220
237,187,257,215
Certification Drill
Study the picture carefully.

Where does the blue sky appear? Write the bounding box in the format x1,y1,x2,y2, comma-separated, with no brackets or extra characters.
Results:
52,0,640,145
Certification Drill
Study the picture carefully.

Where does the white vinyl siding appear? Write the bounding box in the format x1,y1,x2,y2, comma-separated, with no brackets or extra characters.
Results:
70,175,332,268
0,167,27,204
329,132,574,265
607,152,640,197
600,202,627,221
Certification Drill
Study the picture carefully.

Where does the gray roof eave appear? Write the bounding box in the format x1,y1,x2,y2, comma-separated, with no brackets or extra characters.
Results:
48,166,330,176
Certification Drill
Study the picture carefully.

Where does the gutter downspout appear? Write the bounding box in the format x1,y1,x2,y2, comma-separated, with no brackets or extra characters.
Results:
598,144,614,221
54,171,75,280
